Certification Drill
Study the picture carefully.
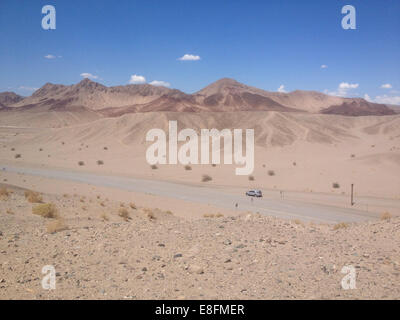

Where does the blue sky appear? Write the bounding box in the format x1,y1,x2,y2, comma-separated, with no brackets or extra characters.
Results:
0,0,399,104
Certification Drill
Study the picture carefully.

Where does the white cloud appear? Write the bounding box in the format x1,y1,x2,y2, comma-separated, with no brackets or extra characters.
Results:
320,64,328,69
277,85,287,93
149,80,170,87
80,73,98,80
44,54,56,59
365,94,400,105
380,83,392,89
326,82,359,97
129,74,146,84
18,86,38,92
178,54,201,61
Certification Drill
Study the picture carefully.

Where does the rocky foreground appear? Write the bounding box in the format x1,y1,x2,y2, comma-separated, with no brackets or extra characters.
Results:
0,185,399,300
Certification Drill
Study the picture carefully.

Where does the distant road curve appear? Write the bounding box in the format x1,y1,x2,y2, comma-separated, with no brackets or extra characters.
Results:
1,164,380,223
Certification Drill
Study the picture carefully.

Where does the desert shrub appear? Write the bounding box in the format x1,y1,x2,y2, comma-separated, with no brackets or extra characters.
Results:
248,175,255,181
202,174,212,182
129,202,136,209
203,213,214,218
0,187,10,199
333,222,349,230
143,208,156,220
100,213,109,221
6,209,14,215
166,210,173,215
184,165,192,171
100,201,105,207
11,148,15,151
151,164,158,170
24,190,43,203
97,160,104,165
293,162,297,166
215,213,224,218
381,212,392,220
351,154,355,158
46,218,68,234
332,182,340,189
14,154,21,159
39,148,43,152
293,219,303,225
268,170,275,176
78,161,85,166
211,164,216,167
118,208,130,221
32,203,58,218
103,147,108,150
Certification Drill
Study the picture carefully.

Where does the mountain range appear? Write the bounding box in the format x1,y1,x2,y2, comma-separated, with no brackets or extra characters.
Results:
0,78,396,117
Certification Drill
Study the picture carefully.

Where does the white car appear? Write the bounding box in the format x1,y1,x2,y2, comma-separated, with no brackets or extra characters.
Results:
246,189,263,197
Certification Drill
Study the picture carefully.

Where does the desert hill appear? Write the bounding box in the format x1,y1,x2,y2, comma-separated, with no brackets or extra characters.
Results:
0,78,395,120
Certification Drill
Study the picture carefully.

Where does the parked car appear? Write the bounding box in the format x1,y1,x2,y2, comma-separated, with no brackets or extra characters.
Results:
246,189,263,197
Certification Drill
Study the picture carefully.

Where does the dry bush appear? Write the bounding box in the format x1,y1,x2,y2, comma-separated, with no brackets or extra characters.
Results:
46,218,68,234
118,208,130,221
78,161,85,166
63,193,69,198
248,175,255,181
203,213,215,218
332,182,340,189
202,174,212,182
333,222,349,230
103,147,108,150
268,170,275,176
80,197,85,203
129,202,137,209
32,203,58,218
96,195,101,199
14,154,21,159
100,213,109,221
81,206,87,211
184,165,192,171
120,202,125,208
6,209,14,215
151,164,158,170
24,190,43,203
166,210,173,215
143,208,156,220
381,212,392,220
293,219,304,226
0,187,10,199
97,160,104,165
215,213,224,218
100,201,105,207
211,164,216,167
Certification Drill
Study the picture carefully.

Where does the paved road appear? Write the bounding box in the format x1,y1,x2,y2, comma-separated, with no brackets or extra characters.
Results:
1,165,380,223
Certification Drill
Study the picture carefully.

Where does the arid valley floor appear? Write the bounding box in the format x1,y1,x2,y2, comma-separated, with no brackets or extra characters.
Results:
0,79,399,299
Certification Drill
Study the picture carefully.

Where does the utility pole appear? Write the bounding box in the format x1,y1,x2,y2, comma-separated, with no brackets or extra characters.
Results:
351,184,354,206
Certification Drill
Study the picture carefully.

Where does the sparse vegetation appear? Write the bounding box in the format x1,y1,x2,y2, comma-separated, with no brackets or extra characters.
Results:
143,208,156,220
202,174,212,182
100,213,109,221
248,175,255,181
32,203,58,218
0,187,10,199
129,202,136,209
118,208,130,221
381,212,392,220
46,218,68,234
78,161,85,166
211,164,216,167
97,160,104,165
166,210,173,215
14,154,21,159
24,190,43,203
151,164,158,170
268,170,275,176
333,222,349,230
6,208,14,215
184,165,192,171
103,147,108,150
332,182,340,189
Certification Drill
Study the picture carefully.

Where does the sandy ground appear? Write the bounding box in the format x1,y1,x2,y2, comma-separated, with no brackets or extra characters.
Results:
0,185,399,300
0,110,399,299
